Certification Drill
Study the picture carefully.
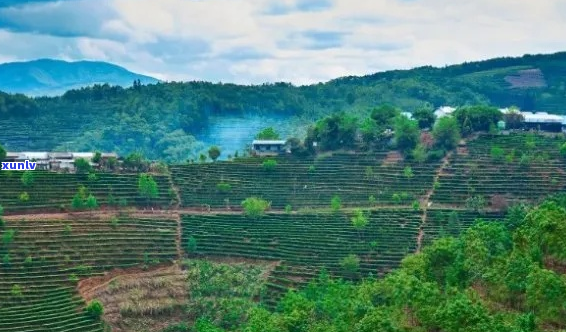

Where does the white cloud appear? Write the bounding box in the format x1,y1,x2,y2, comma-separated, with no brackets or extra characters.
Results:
0,0,565,84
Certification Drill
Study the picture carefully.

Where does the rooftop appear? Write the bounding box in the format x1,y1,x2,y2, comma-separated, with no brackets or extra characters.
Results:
252,140,287,145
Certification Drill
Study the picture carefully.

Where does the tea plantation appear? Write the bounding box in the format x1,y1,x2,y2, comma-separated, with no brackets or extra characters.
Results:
431,134,566,206
0,171,174,213
0,217,177,332
171,153,441,208
181,210,422,307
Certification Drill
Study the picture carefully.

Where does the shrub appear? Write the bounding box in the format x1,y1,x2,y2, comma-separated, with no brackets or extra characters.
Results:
403,166,414,180
560,142,566,159
2,229,15,245
216,182,232,193
262,159,278,171
368,195,377,206
340,254,360,274
490,146,505,162
87,173,97,182
2,254,10,266
186,236,197,253
11,284,22,298
285,204,292,214
241,197,271,219
110,217,119,229
19,192,29,203
412,200,420,211
351,209,369,230
85,300,104,318
331,195,342,212
392,193,401,205
85,195,98,211
308,165,316,173
21,171,35,186
69,273,79,283
63,224,72,236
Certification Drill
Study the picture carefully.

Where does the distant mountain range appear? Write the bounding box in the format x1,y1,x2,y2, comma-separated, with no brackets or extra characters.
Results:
0,59,159,96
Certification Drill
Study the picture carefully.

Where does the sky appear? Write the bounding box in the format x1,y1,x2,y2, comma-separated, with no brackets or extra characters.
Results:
0,0,565,85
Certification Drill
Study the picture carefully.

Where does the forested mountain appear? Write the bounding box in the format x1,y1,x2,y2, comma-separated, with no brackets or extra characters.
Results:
0,59,159,96
0,51,565,161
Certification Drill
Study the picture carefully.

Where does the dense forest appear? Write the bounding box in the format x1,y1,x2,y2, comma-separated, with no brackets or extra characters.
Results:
1,51,565,161
165,196,566,332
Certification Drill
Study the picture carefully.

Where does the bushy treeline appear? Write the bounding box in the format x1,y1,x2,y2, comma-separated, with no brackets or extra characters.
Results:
1,51,566,161
167,197,566,332
288,104,504,162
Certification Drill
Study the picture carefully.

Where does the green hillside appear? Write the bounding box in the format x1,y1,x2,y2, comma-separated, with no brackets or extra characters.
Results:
1,51,566,160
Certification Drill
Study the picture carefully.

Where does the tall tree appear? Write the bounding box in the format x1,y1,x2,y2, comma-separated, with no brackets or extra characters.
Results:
255,127,280,140
433,117,461,150
138,173,159,205
208,146,221,162
394,116,420,153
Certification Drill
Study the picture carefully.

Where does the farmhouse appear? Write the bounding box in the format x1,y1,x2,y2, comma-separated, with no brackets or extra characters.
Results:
251,140,287,156
520,112,564,132
3,151,118,171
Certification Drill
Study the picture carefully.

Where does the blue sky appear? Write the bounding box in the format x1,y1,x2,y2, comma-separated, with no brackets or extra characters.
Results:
0,0,565,84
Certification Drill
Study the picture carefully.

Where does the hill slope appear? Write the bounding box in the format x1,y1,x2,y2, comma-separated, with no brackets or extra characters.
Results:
0,51,566,160
0,59,159,96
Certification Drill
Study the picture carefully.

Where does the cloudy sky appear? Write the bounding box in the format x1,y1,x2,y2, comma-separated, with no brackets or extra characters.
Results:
0,0,565,85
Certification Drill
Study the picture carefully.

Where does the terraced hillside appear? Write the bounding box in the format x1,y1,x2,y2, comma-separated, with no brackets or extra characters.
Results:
171,153,441,209
181,210,421,307
431,134,566,207
0,216,177,332
0,171,174,213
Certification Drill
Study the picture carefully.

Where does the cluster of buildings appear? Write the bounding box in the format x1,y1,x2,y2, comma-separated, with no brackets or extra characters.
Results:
434,106,566,133
3,151,117,171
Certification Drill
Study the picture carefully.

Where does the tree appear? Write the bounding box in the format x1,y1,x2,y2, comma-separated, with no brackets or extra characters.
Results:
21,171,35,187
208,146,221,162
504,110,525,129
413,107,436,129
255,127,280,140
0,204,4,228
74,158,91,173
466,195,486,212
138,173,159,204
370,104,400,128
351,209,369,238
71,194,84,210
331,195,342,212
394,116,419,153
453,105,502,135
85,194,98,211
91,151,102,164
433,116,460,150
305,112,358,152
124,152,148,171
0,143,6,162
241,197,271,219
85,300,104,318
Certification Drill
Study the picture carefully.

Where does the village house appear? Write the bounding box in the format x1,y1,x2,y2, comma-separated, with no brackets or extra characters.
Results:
3,151,118,172
251,140,288,156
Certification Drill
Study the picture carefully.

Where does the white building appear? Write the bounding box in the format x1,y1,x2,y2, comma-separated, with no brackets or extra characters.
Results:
434,106,456,119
